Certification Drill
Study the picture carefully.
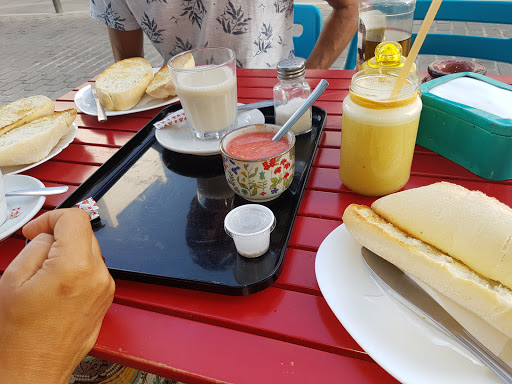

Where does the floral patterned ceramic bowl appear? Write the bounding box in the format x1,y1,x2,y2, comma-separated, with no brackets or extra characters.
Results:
220,124,295,202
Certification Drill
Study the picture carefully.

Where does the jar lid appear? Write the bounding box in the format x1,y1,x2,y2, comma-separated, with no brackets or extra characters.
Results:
224,204,276,237
373,42,403,66
277,58,306,80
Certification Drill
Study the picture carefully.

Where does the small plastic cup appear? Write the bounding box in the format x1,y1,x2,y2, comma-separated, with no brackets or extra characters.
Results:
224,204,276,258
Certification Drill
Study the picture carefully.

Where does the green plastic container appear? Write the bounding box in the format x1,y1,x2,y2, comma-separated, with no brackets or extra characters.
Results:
418,72,512,181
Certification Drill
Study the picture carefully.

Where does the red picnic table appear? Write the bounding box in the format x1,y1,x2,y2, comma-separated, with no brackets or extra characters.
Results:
2,69,512,384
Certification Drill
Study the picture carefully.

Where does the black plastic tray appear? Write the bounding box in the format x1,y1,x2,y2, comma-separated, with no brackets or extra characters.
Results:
57,104,326,295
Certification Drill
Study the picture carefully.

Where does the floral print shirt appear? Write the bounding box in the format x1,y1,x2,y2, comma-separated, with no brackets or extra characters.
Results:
90,0,296,68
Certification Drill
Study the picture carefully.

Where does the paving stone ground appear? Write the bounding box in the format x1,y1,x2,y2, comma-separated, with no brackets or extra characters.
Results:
1,0,511,105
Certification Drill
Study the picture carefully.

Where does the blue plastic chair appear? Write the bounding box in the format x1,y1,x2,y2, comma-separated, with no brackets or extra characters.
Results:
293,4,323,59
344,0,512,69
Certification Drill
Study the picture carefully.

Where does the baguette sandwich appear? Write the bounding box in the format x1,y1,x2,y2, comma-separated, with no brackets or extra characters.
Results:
342,182,512,338
0,95,54,137
146,52,195,99
95,57,153,111
0,108,77,166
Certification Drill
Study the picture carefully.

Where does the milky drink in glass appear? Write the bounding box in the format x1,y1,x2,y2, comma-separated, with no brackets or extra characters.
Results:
169,47,237,140
339,68,422,196
176,66,237,137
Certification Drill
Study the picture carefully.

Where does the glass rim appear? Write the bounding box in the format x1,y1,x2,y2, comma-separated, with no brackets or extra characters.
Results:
167,46,235,73
350,68,421,101
219,124,296,162
224,204,276,237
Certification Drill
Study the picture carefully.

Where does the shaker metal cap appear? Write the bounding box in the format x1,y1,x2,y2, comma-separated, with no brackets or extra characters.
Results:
277,58,306,80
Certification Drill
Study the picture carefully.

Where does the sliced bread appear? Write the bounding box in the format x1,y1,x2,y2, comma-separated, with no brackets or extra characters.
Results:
0,95,54,137
0,109,77,166
371,182,512,290
146,53,195,99
95,57,153,111
342,203,512,339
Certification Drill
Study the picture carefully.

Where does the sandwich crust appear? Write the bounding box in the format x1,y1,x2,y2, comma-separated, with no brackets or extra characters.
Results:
96,58,153,111
0,108,77,166
146,53,195,99
0,95,54,137
343,203,512,338
371,182,512,290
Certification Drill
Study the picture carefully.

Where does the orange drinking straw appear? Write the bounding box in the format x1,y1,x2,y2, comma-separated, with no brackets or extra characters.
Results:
391,0,443,98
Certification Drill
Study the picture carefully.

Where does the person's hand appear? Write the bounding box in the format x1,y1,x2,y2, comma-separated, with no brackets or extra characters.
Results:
0,208,115,384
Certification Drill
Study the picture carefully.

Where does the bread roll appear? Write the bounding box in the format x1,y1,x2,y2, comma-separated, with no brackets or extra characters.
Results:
95,58,153,111
342,203,512,339
0,95,54,137
372,182,512,289
0,109,77,166
146,53,195,99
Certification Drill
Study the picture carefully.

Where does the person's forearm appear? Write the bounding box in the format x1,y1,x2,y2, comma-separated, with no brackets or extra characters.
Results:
306,5,358,69
107,27,144,62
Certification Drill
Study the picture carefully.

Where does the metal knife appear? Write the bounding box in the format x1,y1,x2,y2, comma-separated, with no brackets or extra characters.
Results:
361,247,512,384
91,84,107,122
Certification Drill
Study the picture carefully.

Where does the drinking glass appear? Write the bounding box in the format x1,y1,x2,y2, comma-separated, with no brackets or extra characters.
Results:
168,47,238,140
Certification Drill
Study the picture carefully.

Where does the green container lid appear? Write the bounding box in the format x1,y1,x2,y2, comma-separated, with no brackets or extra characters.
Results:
417,72,512,181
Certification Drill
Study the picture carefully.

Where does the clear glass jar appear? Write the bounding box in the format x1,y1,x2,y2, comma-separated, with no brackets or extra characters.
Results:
273,58,312,135
357,0,416,69
339,67,422,196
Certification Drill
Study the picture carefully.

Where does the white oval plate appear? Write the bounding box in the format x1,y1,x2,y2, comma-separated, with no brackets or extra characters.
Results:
315,224,502,384
0,175,45,241
74,68,179,117
155,107,265,156
1,122,78,175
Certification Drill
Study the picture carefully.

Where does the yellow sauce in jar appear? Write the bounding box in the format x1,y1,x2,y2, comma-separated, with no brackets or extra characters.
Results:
339,71,422,196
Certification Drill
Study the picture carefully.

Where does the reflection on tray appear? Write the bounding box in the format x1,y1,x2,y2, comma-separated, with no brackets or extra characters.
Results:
187,175,235,271
161,150,224,178
185,182,237,271
100,147,168,228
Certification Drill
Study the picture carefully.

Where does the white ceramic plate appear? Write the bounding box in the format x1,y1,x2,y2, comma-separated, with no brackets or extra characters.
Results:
155,107,265,156
315,224,501,384
74,68,179,116
0,175,45,241
1,122,78,175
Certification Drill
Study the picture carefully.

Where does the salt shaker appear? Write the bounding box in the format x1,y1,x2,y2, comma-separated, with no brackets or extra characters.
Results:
273,58,312,135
